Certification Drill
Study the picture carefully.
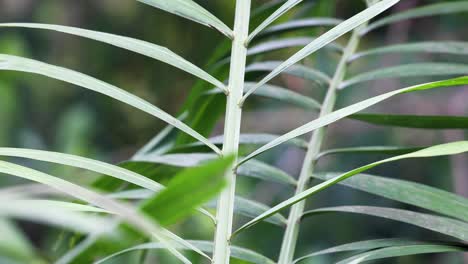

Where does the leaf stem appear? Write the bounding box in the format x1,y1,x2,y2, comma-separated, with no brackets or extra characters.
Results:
213,1,251,263
277,23,367,264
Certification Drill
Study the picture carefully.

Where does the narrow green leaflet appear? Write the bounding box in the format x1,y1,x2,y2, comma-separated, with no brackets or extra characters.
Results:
0,23,227,93
111,189,286,226
247,0,304,44
95,240,276,264
351,41,468,61
234,197,287,226
341,63,468,88
349,113,468,129
0,184,62,199
207,196,287,226
303,206,468,242
337,244,467,264
138,0,233,38
312,172,468,222
248,37,342,57
245,61,331,86
0,199,112,235
0,161,193,263
294,238,428,263
239,77,468,165
218,37,343,67
246,82,320,108
241,0,400,103
0,54,221,155
234,141,468,235
186,133,308,150
215,37,344,67
364,1,468,34
135,153,297,186
316,146,423,160
259,18,344,38
108,189,155,200
136,153,216,167
0,148,164,192
140,156,233,226
114,185,223,227
208,82,321,110
15,200,111,214
237,159,297,186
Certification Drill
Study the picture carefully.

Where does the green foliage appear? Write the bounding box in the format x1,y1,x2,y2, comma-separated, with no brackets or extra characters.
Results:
141,156,233,226
0,0,467,263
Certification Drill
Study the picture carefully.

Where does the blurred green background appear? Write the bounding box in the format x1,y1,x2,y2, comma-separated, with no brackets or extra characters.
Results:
0,0,467,263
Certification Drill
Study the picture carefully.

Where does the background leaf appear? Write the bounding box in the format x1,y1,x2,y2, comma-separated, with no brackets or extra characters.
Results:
303,206,468,241
140,156,233,226
349,114,468,129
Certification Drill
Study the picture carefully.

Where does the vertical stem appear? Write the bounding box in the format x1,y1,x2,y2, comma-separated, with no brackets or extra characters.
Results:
213,1,251,263
277,24,366,264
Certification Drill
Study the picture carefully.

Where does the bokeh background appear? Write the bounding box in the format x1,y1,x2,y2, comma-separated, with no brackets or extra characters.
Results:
0,0,467,263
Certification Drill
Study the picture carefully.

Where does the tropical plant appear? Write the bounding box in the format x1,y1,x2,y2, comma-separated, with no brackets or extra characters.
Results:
0,0,467,263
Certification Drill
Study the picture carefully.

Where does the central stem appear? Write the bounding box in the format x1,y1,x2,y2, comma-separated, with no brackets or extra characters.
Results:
213,1,251,263
277,24,366,264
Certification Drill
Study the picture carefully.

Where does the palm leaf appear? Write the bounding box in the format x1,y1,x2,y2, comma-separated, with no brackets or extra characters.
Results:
245,61,331,86
138,0,232,38
316,146,423,160
239,77,468,164
303,206,468,241
341,63,468,88
96,240,276,264
0,199,112,235
364,1,468,34
208,82,321,110
0,23,227,93
312,172,468,222
134,153,297,186
248,37,342,56
0,148,163,192
140,156,232,226
351,41,468,61
349,113,468,129
247,0,305,43
0,160,196,263
234,141,468,235
0,54,221,154
294,238,429,263
337,244,467,264
258,18,344,39
241,0,400,103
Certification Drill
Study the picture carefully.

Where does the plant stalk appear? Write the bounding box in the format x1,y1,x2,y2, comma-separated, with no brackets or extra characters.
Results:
213,1,251,263
277,24,367,264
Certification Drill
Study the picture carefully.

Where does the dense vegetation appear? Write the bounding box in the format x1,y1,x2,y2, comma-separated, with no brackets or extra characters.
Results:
0,0,467,263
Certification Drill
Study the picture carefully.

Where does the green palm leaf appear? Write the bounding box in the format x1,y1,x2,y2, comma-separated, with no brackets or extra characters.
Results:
0,54,221,154
241,0,400,103
349,113,468,129
337,244,467,264
239,77,468,164
313,172,468,221
351,41,468,61
96,240,276,264
341,63,468,88
138,0,232,38
0,23,227,93
234,141,468,235
364,1,468,33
